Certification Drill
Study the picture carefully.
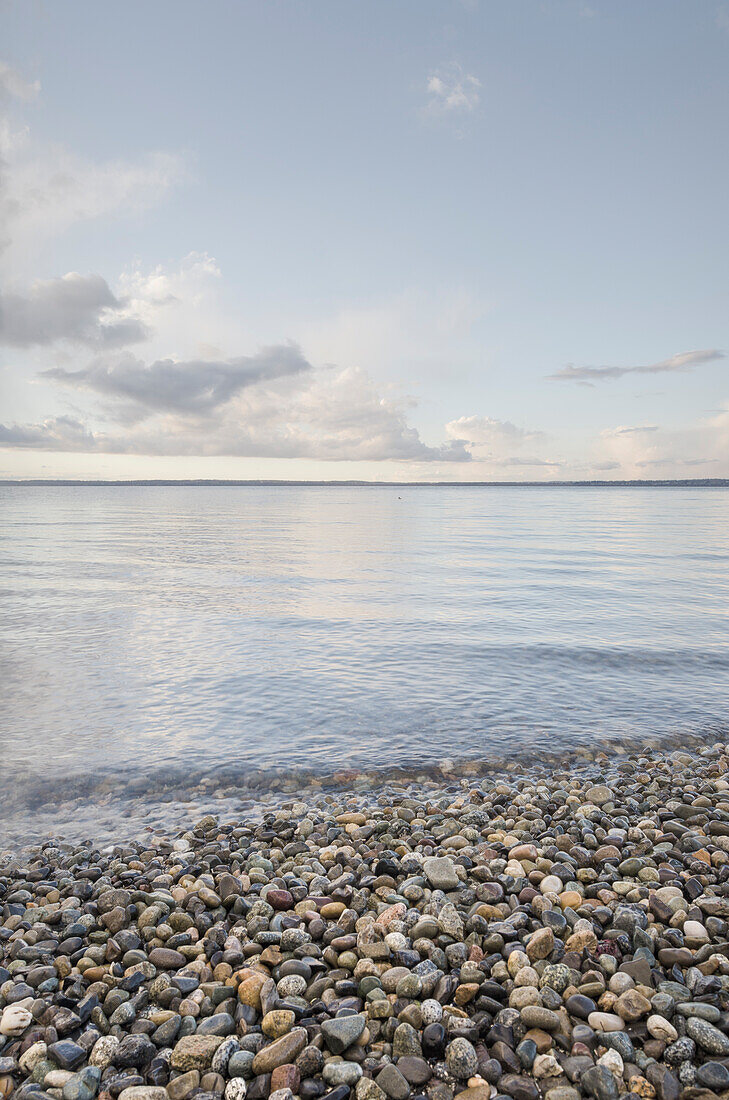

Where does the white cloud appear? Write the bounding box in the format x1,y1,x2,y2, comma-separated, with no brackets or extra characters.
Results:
595,406,729,476
445,415,543,446
118,252,222,311
426,64,481,114
496,456,560,467
114,252,227,358
0,62,40,102
601,424,660,437
301,286,491,388
0,92,183,267
0,272,148,348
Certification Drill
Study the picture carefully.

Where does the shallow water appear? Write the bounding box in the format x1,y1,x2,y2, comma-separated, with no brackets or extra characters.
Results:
1,483,728,836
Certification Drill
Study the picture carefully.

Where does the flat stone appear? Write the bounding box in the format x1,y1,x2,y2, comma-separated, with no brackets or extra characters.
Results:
588,1012,625,1032
686,1017,729,1055
520,1007,560,1032
376,1065,410,1099
0,1005,32,1037
170,1036,226,1072
696,1063,729,1091
117,1091,168,1100
251,1029,308,1074
148,947,187,969
396,1057,432,1086
323,1062,364,1087
167,1071,201,1100
423,857,459,891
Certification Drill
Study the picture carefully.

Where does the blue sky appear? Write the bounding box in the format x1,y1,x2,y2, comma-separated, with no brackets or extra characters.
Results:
1,0,727,479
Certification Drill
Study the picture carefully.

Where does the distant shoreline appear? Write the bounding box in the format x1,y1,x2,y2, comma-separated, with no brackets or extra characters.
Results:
1,478,728,488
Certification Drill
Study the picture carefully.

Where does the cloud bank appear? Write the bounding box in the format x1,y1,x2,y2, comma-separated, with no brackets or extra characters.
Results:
3,346,472,462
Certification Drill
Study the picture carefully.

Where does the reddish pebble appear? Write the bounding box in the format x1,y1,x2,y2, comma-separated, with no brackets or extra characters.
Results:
267,889,294,910
271,1064,300,1093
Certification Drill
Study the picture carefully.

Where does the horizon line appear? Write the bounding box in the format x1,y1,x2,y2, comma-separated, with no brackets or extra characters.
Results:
1,478,728,488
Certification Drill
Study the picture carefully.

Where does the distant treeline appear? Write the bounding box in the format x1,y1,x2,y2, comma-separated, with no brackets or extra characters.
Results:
2,479,728,488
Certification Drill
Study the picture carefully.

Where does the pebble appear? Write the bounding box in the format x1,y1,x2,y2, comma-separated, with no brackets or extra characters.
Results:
1,740,729,1100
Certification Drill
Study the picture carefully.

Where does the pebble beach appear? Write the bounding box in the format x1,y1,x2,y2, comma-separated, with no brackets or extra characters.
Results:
3,740,729,1100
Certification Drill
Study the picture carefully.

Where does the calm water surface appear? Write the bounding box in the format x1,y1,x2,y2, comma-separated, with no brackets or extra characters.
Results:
1,484,728,828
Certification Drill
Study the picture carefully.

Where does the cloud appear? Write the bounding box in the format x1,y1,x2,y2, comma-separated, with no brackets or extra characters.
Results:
601,424,660,437
0,415,96,450
635,457,718,468
301,286,491,388
0,62,40,102
426,64,481,113
497,456,560,467
0,89,183,266
445,415,543,445
42,344,311,421
8,355,472,463
594,405,729,476
549,349,724,384
118,252,222,312
0,273,148,348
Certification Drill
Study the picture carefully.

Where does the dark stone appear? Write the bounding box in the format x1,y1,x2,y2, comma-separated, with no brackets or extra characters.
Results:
581,1065,619,1100
646,1063,681,1100
565,995,596,1020
47,1043,86,1071
696,1064,729,1091
497,1075,540,1100
113,1034,157,1069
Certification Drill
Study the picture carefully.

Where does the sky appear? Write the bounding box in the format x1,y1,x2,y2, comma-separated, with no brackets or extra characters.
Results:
1,0,728,481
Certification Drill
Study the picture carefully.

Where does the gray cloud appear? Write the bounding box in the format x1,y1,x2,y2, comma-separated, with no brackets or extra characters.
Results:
0,273,149,348
636,457,718,468
0,416,96,449
42,344,312,420
549,349,724,384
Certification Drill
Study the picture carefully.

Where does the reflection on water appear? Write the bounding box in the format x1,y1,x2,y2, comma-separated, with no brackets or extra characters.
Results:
0,484,727,820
